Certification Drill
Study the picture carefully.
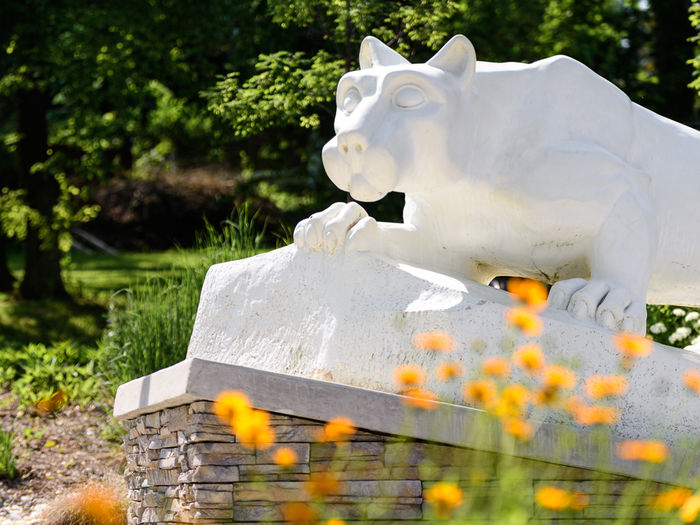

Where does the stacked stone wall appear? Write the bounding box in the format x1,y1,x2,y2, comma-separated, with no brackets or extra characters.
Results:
124,401,672,524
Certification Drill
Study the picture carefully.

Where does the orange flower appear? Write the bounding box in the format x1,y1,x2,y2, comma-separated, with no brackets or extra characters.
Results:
617,440,669,463
513,343,546,373
306,471,341,498
35,389,69,415
482,356,511,377
573,404,619,425
653,488,693,511
613,332,652,358
683,369,700,395
324,520,346,525
436,361,464,381
414,330,455,352
318,416,356,443
533,387,559,407
273,447,298,467
402,388,439,410
680,493,700,523
570,491,589,510
498,383,530,414
393,363,426,388
506,306,543,337
536,486,570,511
541,365,577,391
584,374,629,399
235,409,275,449
281,502,318,524
65,482,125,525
502,417,534,441
464,379,498,407
563,395,584,414
214,390,251,424
507,278,548,311
424,482,463,519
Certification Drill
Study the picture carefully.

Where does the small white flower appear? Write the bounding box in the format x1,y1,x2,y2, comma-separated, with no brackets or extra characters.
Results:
649,322,667,334
685,311,700,322
672,308,686,317
669,326,692,344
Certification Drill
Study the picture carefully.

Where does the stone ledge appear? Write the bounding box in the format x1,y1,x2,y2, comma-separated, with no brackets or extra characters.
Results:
114,358,700,487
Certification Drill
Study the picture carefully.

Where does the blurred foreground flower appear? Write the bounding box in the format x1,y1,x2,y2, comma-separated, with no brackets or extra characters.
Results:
573,404,619,425
464,379,497,407
235,409,276,449
424,482,464,518
436,361,463,381
482,356,511,377
535,486,570,511
506,307,543,337
613,332,652,359
414,330,455,352
496,383,530,417
393,363,426,388
281,502,318,524
653,487,692,511
540,365,577,391
318,416,356,443
306,471,342,498
683,369,700,395
680,493,700,523
584,374,629,399
273,446,298,467
214,390,251,423
507,278,548,311
617,440,669,463
324,519,346,525
402,388,439,410
513,343,546,373
502,417,533,441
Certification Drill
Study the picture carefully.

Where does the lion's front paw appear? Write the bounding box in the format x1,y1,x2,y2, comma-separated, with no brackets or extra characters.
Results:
548,278,646,334
293,202,368,255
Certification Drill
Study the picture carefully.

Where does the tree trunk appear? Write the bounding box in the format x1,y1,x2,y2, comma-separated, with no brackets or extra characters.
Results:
17,88,67,299
0,234,15,293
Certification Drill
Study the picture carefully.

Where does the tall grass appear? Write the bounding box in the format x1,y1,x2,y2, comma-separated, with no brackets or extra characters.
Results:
0,428,18,479
101,205,266,387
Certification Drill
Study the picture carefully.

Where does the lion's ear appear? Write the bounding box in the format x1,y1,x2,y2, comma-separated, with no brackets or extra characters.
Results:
359,36,410,69
427,35,476,88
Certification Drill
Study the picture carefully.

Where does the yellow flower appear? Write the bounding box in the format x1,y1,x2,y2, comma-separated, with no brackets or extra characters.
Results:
424,482,464,519
414,330,455,352
513,343,546,373
464,379,498,407
506,306,543,337
573,404,619,425
281,502,318,524
214,390,251,425
683,369,700,395
436,361,464,381
482,356,511,377
393,363,426,388
402,388,440,410
324,520,346,525
507,278,548,311
318,416,356,443
235,409,275,450
584,374,629,399
653,488,692,511
540,365,577,391
497,383,530,416
613,332,652,358
306,471,341,498
617,440,669,463
273,446,298,467
501,417,534,441
536,486,570,511
680,493,700,523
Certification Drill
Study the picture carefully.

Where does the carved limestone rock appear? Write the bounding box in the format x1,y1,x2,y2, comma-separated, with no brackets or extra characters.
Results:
294,35,700,334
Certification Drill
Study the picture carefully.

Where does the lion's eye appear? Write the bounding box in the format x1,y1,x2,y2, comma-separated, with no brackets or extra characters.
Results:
341,88,361,114
393,85,425,109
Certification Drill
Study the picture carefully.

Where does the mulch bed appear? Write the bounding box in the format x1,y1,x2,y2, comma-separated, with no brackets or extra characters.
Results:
0,392,126,518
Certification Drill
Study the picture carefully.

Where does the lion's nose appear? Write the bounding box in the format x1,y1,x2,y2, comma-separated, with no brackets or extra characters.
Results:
337,131,368,155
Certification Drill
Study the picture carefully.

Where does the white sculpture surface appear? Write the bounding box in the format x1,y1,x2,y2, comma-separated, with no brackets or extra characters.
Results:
294,35,700,334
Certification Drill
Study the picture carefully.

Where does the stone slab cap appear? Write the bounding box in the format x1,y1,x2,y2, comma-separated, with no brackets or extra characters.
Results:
114,358,700,487
186,245,700,445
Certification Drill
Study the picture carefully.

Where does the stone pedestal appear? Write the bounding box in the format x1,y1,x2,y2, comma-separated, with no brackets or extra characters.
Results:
115,359,699,524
